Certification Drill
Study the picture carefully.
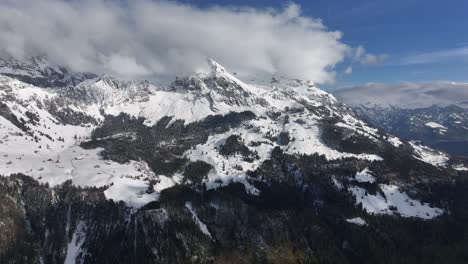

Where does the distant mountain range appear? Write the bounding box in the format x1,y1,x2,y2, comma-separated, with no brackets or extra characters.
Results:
335,82,468,159
334,82,468,109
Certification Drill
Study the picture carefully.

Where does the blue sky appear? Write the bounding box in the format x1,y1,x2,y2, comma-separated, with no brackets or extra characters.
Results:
183,0,468,88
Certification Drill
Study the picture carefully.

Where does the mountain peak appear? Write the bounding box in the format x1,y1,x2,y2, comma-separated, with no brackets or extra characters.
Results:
207,58,226,75
205,58,250,90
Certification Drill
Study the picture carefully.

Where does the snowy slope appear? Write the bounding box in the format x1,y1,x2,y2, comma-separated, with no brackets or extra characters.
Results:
0,58,451,217
0,75,160,207
410,141,449,167
349,184,443,219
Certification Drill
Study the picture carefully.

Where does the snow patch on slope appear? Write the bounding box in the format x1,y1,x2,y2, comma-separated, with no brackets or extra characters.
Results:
346,217,367,226
425,121,448,134
453,164,468,171
185,202,212,239
350,184,443,219
425,122,447,129
64,221,86,264
104,174,156,208
387,136,403,147
354,168,375,183
410,141,449,167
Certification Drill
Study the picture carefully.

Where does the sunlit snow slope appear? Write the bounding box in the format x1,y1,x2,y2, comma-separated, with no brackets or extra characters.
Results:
0,58,456,219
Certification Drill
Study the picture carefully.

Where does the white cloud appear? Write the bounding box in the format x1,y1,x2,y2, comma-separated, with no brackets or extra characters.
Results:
0,0,372,83
360,54,388,65
399,46,468,65
354,46,366,60
344,66,353,74
334,81,468,109
353,45,388,65
107,54,152,77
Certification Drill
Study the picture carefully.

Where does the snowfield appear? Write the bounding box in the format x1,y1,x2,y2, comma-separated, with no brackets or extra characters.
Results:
425,122,448,134
350,184,443,219
353,168,376,183
331,169,443,220
346,217,367,226
453,164,468,171
410,141,449,167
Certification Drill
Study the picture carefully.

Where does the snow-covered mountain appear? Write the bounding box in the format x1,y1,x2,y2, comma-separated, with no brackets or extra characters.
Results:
1,57,467,263
0,56,96,88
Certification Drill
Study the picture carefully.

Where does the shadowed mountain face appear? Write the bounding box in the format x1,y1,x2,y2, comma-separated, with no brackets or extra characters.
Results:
0,57,468,263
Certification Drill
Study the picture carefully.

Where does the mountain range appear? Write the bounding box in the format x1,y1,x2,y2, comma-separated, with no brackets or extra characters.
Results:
335,83,468,159
0,56,467,264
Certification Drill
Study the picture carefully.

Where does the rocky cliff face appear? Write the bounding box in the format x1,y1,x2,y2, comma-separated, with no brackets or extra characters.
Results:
0,57,468,263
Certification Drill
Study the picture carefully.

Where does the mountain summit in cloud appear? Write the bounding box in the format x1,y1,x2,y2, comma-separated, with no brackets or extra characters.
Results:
0,0,361,83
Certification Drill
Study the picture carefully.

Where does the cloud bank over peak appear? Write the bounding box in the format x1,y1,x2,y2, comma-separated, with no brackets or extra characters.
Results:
334,82,468,109
0,0,378,83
